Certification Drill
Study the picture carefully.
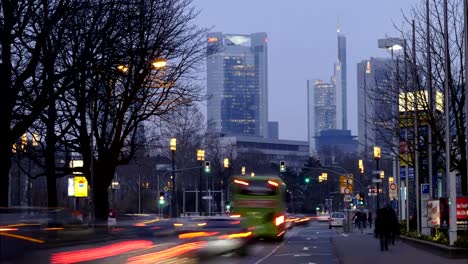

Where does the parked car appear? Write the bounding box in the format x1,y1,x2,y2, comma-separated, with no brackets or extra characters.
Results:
329,212,346,229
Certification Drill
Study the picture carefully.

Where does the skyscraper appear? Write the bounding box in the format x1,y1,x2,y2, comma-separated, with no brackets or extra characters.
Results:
307,79,336,154
357,57,392,157
206,32,268,137
336,28,347,130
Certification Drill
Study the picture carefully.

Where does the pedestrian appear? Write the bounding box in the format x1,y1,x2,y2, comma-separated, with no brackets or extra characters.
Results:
387,204,399,245
368,211,373,229
374,207,391,251
361,211,367,229
353,210,362,230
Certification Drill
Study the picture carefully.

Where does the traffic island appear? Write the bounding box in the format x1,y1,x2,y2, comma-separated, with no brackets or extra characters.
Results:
399,235,468,259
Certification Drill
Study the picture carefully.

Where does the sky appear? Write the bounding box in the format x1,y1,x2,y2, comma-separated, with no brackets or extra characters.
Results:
193,0,419,141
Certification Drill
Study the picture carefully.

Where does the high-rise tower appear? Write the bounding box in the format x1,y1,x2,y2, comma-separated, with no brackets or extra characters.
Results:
336,27,347,130
206,32,268,137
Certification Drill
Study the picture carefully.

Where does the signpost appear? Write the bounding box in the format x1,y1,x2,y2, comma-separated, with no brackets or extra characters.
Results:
421,183,430,235
389,182,398,200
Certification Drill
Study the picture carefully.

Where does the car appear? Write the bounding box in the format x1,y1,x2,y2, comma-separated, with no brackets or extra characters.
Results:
329,212,346,229
316,213,330,222
176,216,254,260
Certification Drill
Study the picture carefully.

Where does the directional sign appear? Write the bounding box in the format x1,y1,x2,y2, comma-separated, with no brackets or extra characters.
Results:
340,175,353,194
202,196,212,200
372,179,382,183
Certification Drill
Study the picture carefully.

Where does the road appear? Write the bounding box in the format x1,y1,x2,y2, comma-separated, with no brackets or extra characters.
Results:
6,221,340,264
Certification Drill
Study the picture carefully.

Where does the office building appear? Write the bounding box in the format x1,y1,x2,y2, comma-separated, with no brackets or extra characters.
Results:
336,28,347,130
268,121,279,140
357,57,393,158
206,32,268,138
307,79,336,154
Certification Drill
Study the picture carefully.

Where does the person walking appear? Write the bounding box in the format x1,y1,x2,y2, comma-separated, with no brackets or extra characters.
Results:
387,204,399,245
361,211,368,229
375,207,391,251
368,211,373,229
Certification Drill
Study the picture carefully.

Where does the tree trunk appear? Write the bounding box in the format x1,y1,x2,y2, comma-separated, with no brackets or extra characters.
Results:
0,62,12,207
93,162,115,222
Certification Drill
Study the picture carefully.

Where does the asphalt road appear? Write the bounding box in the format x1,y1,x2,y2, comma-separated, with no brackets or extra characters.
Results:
6,221,340,264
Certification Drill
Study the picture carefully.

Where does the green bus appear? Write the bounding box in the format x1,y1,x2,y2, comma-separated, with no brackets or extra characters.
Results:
230,175,288,241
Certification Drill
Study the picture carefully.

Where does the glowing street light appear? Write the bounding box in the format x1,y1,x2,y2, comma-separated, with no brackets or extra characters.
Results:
152,59,167,69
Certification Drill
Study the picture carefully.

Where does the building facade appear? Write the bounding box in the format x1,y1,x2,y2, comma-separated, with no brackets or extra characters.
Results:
220,136,309,173
307,79,336,154
336,29,347,130
268,121,279,140
357,57,393,158
206,32,268,138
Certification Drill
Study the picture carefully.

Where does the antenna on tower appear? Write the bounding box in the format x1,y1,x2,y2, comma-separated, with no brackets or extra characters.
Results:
337,18,341,33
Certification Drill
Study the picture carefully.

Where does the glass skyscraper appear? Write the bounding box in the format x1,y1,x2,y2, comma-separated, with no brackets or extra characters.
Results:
206,32,268,137
307,79,337,154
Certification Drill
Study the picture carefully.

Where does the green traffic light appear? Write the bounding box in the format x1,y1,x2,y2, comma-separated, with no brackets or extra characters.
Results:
305,178,310,183
159,199,165,205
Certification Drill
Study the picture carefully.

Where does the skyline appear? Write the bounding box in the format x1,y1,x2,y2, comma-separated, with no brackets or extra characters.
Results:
194,0,418,141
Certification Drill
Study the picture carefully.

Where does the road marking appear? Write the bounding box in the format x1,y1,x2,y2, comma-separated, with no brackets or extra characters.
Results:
312,246,317,249
341,233,348,237
254,229,296,264
303,247,309,250
306,237,311,240
275,253,332,257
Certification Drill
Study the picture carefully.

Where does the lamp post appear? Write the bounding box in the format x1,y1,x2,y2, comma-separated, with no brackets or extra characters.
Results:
170,138,177,218
196,149,204,216
374,146,381,209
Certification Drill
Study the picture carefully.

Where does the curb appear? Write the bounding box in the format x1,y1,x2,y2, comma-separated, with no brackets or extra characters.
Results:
399,235,468,259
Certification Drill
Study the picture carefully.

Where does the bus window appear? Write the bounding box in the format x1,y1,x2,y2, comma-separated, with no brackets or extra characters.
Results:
237,180,278,196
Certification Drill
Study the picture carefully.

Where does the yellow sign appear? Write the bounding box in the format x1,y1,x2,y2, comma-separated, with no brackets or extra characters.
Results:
340,175,353,194
74,176,88,197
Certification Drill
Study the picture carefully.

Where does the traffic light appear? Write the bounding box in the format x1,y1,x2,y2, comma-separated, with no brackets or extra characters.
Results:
280,161,286,173
224,158,229,168
241,166,246,175
304,177,310,183
159,192,165,205
204,161,211,173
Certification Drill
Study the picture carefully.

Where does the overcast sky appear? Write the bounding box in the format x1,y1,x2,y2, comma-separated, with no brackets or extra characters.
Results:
193,0,419,141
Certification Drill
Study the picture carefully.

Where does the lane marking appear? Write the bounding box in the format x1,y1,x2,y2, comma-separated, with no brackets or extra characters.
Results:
254,229,296,264
275,253,332,257
303,247,309,250
312,246,317,249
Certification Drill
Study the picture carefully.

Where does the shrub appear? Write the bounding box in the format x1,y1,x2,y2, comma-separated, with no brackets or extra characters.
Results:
454,236,468,248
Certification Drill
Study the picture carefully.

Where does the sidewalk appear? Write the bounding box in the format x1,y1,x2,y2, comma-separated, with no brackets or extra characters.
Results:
332,228,467,264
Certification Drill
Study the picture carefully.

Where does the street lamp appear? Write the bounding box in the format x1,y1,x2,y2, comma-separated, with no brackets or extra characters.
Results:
152,59,167,69
170,138,177,218
374,146,381,209
196,149,204,216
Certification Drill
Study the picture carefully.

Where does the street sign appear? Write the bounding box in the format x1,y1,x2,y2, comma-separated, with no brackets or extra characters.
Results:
421,183,430,195
372,179,382,183
344,195,352,202
202,196,212,200
389,182,398,199
344,188,351,194
340,175,353,194
372,170,383,175
163,186,169,192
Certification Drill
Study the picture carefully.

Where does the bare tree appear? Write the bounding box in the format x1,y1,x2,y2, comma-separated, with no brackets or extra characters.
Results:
0,0,74,206
52,0,209,220
369,0,467,195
